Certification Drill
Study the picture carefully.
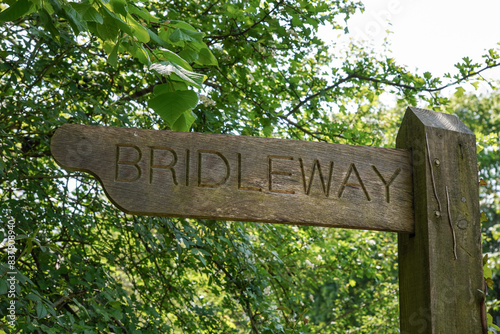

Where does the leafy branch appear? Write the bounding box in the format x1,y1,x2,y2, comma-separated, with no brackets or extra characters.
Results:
205,0,284,42
350,61,500,93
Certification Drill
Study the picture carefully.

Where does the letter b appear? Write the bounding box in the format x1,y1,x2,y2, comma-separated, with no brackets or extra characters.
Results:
115,144,142,182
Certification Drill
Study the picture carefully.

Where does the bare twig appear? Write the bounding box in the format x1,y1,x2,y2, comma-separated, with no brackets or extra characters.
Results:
351,62,500,93
120,85,155,101
285,75,353,117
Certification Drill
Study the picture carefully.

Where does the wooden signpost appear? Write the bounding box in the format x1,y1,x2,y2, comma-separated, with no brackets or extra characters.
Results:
51,122,414,232
51,107,485,333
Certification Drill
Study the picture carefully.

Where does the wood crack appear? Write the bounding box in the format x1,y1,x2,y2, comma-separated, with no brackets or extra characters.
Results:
425,132,442,212
445,186,458,260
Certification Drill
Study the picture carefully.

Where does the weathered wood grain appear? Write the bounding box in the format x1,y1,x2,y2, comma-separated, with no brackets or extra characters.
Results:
397,107,484,333
51,124,414,232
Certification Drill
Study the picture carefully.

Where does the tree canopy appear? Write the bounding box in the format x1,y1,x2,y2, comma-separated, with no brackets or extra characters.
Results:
0,0,499,332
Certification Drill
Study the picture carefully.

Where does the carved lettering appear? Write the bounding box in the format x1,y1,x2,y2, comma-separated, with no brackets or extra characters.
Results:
338,163,371,201
268,155,295,194
113,143,400,204
198,150,230,188
372,165,401,203
237,153,262,192
299,158,334,197
149,146,178,185
115,144,142,182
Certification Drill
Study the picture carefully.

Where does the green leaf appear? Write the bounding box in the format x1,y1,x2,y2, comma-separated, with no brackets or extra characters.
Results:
147,29,169,48
191,248,207,266
36,302,48,319
0,279,7,295
169,20,197,31
158,49,192,70
84,8,103,24
71,3,103,24
261,118,273,137
153,82,188,95
96,19,119,41
26,293,42,301
169,28,204,44
62,4,87,35
226,5,237,15
109,301,122,309
128,4,159,23
483,263,493,279
126,14,150,43
178,48,199,63
38,9,60,41
131,44,150,65
0,0,33,22
148,90,198,127
487,313,494,326
486,277,494,289
72,298,90,318
107,41,119,67
454,86,465,98
100,6,132,36
196,47,218,66
270,250,283,264
158,26,175,44
108,0,128,17
483,254,489,266
49,0,62,13
291,16,302,27
171,110,197,132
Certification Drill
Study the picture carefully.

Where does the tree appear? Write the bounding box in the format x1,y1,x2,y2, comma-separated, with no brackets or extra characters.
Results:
1,0,499,332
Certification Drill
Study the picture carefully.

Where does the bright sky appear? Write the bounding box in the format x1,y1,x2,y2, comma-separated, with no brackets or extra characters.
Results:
321,0,500,94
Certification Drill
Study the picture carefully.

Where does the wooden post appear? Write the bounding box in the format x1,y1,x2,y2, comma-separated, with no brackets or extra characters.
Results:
396,107,484,333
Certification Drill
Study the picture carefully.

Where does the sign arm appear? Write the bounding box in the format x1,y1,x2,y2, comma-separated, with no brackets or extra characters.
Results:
50,123,414,232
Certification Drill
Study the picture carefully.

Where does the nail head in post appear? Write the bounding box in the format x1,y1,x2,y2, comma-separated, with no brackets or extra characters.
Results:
457,219,468,230
434,158,440,166
434,210,441,218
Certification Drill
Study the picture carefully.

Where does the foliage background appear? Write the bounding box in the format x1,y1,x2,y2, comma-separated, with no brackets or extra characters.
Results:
0,0,499,332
